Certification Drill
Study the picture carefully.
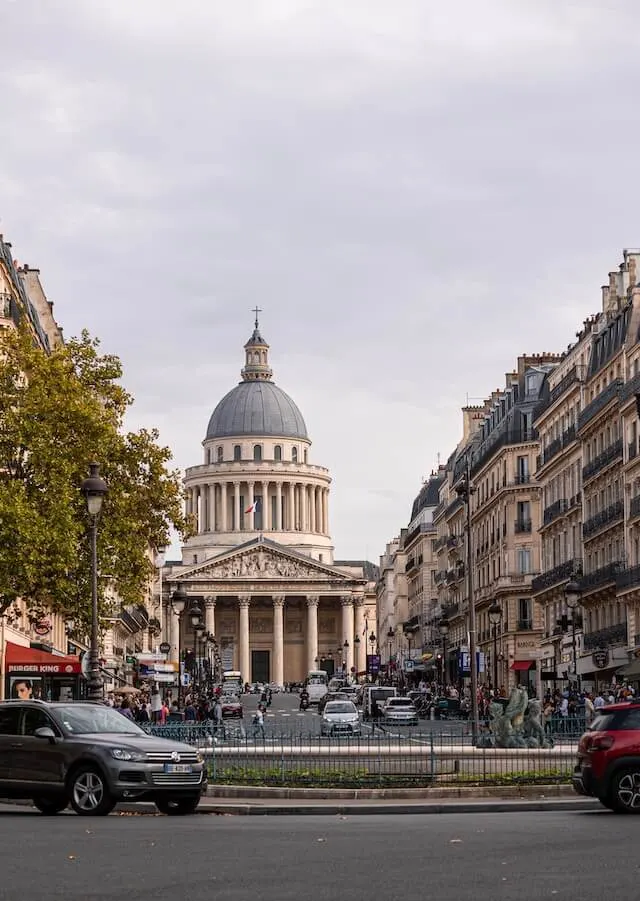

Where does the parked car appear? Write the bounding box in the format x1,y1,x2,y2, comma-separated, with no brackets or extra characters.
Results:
320,701,361,737
572,702,640,812
318,692,350,714
381,696,419,726
0,700,207,816
220,695,243,718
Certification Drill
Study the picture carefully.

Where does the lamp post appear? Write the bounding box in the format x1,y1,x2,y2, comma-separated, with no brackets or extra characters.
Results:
386,627,394,676
488,601,502,692
154,546,167,649
170,585,187,704
354,635,360,680
564,579,582,692
343,639,350,680
81,462,109,702
455,456,479,745
189,604,203,694
194,622,205,692
439,616,449,688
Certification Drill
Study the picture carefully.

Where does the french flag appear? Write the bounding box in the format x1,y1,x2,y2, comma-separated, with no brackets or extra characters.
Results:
245,499,260,514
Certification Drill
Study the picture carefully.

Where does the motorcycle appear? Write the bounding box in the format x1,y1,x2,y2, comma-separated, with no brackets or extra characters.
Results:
299,695,310,711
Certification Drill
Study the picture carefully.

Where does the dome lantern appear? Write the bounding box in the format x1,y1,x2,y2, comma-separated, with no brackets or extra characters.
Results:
241,306,273,382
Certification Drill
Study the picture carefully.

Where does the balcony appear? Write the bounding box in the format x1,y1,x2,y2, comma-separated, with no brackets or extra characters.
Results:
435,570,447,585
447,535,460,550
579,562,622,594
630,495,640,521
517,619,533,631
434,536,448,551
629,441,638,462
620,370,640,404
582,500,624,540
578,379,622,431
445,496,464,519
582,438,623,483
514,519,532,534
532,558,582,595
543,499,568,526
583,623,627,651
405,557,416,573
0,291,20,327
514,473,531,485
616,564,640,593
442,602,460,619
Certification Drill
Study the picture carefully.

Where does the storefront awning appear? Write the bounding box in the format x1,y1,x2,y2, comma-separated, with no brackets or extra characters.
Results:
510,660,534,671
5,641,82,674
616,658,640,680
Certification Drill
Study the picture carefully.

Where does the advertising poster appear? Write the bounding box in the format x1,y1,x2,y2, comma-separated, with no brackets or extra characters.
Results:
9,676,43,699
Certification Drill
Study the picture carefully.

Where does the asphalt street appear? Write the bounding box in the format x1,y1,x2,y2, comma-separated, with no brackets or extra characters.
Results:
0,808,636,901
237,689,474,743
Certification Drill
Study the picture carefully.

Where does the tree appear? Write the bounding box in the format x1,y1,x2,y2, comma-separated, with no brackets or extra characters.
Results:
0,325,190,630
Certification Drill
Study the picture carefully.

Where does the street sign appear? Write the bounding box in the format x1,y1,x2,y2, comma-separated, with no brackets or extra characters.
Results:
404,659,415,673
125,656,136,665
159,642,171,655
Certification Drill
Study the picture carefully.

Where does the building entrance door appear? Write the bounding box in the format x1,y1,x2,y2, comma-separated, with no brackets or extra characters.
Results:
252,650,270,684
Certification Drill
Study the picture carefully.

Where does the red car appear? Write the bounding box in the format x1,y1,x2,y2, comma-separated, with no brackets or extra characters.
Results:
572,702,640,812
220,694,243,719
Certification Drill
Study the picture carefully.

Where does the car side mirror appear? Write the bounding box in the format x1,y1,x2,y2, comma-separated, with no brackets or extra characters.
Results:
34,726,56,743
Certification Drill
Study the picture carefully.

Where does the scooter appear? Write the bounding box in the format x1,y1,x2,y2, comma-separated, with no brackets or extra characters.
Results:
299,696,310,711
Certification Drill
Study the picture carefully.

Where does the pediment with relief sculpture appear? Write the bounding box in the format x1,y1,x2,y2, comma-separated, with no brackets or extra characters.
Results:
178,540,358,584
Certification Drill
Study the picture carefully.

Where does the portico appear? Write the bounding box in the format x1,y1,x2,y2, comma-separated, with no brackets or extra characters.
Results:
164,537,371,684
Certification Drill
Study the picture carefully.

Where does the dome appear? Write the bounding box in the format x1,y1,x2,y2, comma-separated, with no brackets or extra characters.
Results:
206,381,308,440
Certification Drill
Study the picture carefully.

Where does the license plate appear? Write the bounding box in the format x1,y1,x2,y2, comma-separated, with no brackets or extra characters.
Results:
164,764,193,774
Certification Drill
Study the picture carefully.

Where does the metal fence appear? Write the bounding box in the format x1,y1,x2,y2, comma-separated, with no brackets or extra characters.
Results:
142,724,579,788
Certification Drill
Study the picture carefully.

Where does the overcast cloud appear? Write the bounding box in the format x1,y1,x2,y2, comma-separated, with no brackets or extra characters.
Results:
1,0,640,561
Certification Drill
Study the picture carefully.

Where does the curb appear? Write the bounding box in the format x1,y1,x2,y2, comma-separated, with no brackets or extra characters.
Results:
116,798,601,816
206,783,577,801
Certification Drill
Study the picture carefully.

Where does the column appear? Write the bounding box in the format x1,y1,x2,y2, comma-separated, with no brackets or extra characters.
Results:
323,488,329,535
204,595,216,636
354,594,366,675
262,480,269,530
310,485,316,533
209,483,215,531
341,596,355,675
276,482,283,531
203,483,209,531
221,481,228,532
247,481,255,530
238,595,251,681
288,482,295,530
233,481,240,531
169,606,180,669
314,487,320,534
194,487,200,533
273,595,285,687
300,483,307,532
306,595,319,671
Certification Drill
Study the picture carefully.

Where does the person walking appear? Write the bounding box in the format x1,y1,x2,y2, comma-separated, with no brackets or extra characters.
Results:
252,704,265,740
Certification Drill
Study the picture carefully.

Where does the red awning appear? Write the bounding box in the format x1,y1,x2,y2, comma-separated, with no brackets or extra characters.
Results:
510,660,534,671
5,641,82,674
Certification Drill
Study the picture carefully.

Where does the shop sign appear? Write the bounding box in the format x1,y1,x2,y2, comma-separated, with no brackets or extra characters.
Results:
7,662,82,674
515,637,542,660
33,617,51,637
592,649,609,669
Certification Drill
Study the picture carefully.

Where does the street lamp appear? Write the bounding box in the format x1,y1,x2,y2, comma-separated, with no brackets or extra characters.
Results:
488,601,502,692
439,616,449,687
170,584,187,703
194,621,205,691
81,462,108,702
565,579,582,692
455,456,479,745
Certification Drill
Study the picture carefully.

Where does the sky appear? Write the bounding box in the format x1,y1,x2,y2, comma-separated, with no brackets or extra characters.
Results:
1,0,640,562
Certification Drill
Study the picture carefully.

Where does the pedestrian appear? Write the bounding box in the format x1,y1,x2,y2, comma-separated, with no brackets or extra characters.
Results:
252,704,265,739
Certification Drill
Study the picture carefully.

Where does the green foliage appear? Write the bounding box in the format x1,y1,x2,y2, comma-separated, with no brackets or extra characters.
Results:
0,325,189,629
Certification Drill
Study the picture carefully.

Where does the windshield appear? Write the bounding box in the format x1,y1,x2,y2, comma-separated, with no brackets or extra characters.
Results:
55,705,145,735
388,698,413,706
325,703,356,714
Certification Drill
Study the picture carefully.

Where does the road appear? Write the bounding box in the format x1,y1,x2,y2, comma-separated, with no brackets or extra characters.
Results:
236,689,473,743
0,808,635,900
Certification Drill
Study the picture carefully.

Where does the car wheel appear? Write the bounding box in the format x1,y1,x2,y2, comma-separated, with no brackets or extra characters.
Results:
33,797,68,815
68,765,115,816
612,768,640,813
156,796,201,816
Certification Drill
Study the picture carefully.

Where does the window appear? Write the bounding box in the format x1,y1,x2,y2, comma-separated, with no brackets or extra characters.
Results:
518,598,532,628
233,445,241,462
304,449,308,463
253,445,262,462
274,445,282,462
292,447,298,463
0,707,19,735
217,446,223,462
22,708,56,736
516,455,529,483
517,548,532,574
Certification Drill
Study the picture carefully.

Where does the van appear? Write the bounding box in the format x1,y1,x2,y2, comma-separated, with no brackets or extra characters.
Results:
363,685,397,720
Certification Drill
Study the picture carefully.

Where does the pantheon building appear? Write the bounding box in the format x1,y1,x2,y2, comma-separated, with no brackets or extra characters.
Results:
162,317,378,685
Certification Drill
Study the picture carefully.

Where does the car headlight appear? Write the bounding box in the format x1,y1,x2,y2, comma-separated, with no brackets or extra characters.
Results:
110,748,146,762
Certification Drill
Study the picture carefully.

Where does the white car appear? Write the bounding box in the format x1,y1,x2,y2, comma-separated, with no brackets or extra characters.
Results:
382,697,419,726
320,701,361,736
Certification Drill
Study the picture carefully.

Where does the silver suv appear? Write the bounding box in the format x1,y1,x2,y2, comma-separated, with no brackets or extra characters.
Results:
0,700,207,816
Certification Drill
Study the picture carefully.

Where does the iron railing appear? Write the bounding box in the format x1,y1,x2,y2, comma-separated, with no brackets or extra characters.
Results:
543,499,568,526
583,623,627,650
532,559,581,595
616,565,640,592
582,500,624,540
630,495,640,520
579,562,622,594
582,439,623,483
577,379,622,431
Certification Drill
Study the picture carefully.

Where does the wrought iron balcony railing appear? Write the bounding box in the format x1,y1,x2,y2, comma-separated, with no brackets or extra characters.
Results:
583,623,627,651
582,439,623,483
582,500,624,540
532,558,581,595
578,379,622,431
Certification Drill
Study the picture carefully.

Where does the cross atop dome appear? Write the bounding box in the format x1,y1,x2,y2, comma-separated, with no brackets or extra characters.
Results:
242,310,273,381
